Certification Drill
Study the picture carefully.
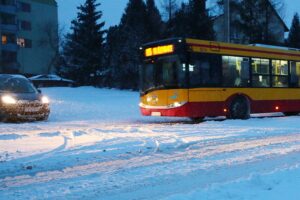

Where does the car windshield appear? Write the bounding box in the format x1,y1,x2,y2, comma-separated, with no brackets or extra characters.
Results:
0,77,38,93
140,55,186,94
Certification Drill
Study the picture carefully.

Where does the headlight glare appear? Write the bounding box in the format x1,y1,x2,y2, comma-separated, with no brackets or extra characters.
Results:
2,95,17,104
41,96,50,104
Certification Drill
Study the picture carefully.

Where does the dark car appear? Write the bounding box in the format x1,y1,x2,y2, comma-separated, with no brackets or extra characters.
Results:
0,74,50,122
29,74,76,88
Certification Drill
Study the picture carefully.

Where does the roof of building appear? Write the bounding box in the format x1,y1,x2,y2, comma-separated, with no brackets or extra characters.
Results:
268,1,289,31
214,0,289,32
32,0,57,6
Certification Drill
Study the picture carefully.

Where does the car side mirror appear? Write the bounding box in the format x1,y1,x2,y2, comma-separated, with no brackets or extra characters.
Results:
37,89,42,94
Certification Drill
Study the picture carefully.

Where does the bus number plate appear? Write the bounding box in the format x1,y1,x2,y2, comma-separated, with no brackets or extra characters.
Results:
151,112,161,116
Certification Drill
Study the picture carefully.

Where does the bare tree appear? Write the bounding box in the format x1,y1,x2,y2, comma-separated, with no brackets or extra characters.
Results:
160,0,180,22
37,21,63,74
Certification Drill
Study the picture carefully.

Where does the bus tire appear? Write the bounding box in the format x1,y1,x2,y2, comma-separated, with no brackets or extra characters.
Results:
228,96,250,120
190,117,204,123
284,112,299,116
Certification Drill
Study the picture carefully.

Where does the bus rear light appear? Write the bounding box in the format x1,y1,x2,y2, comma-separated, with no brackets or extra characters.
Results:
275,106,280,110
223,109,228,113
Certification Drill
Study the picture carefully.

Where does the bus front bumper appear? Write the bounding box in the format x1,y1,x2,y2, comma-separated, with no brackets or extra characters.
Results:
140,102,190,117
140,101,226,118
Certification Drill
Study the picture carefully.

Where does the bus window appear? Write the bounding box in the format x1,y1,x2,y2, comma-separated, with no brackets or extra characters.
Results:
141,63,155,91
222,56,250,87
272,60,288,88
290,61,300,87
251,58,270,87
157,55,186,88
189,53,221,87
140,55,186,93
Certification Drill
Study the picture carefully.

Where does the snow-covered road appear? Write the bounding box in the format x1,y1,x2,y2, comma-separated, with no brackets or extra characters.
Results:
1,87,300,200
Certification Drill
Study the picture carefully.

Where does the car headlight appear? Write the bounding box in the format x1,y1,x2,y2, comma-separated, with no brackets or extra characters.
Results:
2,95,17,104
41,96,50,104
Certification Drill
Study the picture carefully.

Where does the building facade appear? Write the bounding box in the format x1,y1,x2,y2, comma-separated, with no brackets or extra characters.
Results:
213,0,289,45
0,0,58,75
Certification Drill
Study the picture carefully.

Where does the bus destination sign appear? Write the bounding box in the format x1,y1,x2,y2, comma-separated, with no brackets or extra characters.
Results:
145,45,174,57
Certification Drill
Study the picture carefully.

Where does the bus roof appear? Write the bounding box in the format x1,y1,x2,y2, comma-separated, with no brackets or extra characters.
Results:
185,38,300,61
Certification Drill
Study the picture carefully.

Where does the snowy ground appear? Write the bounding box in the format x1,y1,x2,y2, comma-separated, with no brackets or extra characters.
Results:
1,87,300,200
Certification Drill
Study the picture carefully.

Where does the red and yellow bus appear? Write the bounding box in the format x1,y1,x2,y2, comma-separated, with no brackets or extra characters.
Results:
139,38,300,120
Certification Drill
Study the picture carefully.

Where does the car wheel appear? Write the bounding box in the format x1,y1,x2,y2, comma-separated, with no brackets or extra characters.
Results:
228,96,250,120
0,111,7,122
37,114,49,121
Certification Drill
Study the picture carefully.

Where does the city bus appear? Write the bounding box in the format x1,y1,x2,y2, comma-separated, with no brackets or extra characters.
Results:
139,38,300,120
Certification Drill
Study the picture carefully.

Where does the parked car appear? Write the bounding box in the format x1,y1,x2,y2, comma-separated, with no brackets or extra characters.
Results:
29,74,76,88
0,74,50,122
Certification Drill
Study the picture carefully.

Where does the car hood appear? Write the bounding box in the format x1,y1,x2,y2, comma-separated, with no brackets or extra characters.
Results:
29,77,74,82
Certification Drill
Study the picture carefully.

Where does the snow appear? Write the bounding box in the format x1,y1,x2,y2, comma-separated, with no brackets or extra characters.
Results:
1,87,300,200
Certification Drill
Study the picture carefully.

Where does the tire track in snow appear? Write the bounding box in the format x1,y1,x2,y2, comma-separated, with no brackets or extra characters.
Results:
2,133,300,189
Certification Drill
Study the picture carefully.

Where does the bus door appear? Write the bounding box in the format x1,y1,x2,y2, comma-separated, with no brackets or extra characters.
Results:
188,53,223,116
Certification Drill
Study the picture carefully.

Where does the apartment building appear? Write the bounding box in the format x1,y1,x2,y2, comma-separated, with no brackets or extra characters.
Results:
0,0,58,75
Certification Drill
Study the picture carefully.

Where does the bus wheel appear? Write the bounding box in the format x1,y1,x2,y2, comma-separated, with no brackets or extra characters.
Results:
228,97,250,120
284,112,299,116
190,117,204,123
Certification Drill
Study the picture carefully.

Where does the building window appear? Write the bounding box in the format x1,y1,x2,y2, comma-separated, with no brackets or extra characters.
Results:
222,56,250,87
17,38,32,48
20,2,31,12
1,34,15,44
290,61,300,87
2,35,7,45
272,60,288,88
20,20,31,31
251,58,270,87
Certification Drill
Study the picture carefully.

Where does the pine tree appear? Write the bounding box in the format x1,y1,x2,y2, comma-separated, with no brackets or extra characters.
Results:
172,0,215,39
186,0,215,39
62,0,105,85
145,0,163,42
161,0,179,37
111,0,147,89
288,13,300,48
102,26,120,87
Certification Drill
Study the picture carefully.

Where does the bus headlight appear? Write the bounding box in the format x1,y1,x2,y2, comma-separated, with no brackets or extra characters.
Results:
41,96,50,104
2,95,17,104
147,95,158,103
168,101,187,108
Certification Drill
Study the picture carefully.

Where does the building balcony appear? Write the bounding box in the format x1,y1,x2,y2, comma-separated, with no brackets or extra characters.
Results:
0,23,18,33
0,4,17,15
1,62,20,73
0,43,18,52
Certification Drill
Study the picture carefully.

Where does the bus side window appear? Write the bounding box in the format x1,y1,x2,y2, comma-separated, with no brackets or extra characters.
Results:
222,56,249,87
189,53,221,87
251,58,270,87
272,60,288,88
290,61,300,87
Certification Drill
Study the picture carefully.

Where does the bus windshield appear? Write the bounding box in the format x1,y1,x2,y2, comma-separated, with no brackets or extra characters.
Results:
141,55,186,94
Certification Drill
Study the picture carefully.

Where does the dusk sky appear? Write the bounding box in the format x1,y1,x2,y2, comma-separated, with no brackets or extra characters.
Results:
57,0,300,32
